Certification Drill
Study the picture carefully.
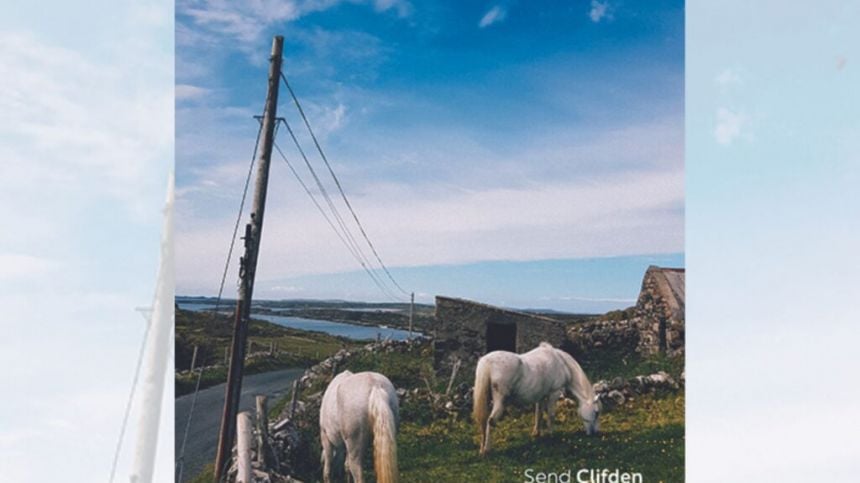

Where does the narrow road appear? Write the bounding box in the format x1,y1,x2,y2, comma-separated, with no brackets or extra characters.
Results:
175,368,305,482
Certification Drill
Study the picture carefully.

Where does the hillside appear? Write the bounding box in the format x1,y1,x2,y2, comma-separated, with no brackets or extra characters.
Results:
175,308,361,396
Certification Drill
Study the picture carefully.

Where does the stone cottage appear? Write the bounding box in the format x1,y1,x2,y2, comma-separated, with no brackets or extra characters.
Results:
433,266,685,371
566,266,686,358
432,296,568,370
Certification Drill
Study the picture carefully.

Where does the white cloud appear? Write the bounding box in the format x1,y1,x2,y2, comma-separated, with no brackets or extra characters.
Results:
176,109,683,294
715,68,742,87
589,0,611,23
714,107,748,145
0,31,172,212
373,0,412,17
479,5,508,28
179,0,412,51
556,295,636,303
270,284,304,292
0,253,57,281
176,83,211,101
176,168,683,291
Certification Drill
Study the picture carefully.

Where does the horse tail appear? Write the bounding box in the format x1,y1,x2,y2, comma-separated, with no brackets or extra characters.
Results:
473,357,491,434
369,385,399,483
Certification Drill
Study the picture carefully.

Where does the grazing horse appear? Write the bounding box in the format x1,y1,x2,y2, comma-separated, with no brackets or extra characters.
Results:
320,370,400,483
473,342,600,455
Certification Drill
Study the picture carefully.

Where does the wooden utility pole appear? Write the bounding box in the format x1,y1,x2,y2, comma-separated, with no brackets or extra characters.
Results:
408,292,414,338
214,35,283,482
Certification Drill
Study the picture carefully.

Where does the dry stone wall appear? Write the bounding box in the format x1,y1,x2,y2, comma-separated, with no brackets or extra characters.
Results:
566,266,685,358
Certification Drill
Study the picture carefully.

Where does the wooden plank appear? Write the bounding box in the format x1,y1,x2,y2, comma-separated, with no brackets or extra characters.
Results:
236,411,253,483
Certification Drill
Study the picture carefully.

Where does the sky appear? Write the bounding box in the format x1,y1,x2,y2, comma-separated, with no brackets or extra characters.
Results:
175,0,684,312
0,1,174,481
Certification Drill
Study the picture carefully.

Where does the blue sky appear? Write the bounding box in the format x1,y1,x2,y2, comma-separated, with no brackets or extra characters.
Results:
176,0,684,311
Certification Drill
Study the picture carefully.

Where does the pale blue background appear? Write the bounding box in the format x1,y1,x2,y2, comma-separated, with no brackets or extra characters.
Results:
0,1,173,481
687,1,859,480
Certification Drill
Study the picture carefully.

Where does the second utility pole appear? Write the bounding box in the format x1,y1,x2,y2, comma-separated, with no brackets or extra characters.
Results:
214,35,283,482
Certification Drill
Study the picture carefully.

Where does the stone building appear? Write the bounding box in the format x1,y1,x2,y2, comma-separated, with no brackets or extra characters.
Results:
432,266,685,372
635,266,685,356
566,266,685,358
433,296,568,370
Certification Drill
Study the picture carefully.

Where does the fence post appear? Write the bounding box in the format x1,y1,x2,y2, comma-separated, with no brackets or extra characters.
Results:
446,358,462,396
409,292,414,338
255,395,270,467
236,412,253,483
289,380,301,419
189,345,199,372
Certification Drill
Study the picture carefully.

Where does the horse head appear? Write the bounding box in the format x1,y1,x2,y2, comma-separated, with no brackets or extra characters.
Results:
578,394,601,435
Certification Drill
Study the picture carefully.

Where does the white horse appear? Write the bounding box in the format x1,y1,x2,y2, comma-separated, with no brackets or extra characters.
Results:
473,342,600,455
320,370,400,483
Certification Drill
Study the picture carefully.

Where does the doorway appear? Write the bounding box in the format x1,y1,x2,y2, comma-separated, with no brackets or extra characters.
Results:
486,322,517,353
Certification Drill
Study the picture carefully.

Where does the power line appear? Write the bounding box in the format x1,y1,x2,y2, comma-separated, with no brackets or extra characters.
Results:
273,140,402,302
274,117,403,302
280,72,410,297
276,117,370,275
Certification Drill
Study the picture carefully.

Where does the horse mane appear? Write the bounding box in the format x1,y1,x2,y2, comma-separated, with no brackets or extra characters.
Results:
554,349,595,403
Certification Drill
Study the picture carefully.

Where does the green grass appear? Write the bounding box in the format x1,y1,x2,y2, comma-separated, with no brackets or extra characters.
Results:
575,347,685,383
187,463,214,483
281,345,684,483
399,393,684,483
287,390,684,483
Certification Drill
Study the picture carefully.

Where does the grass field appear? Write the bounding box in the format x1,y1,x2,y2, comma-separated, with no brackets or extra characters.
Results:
399,394,684,482
189,391,683,483
280,342,684,483
176,302,685,482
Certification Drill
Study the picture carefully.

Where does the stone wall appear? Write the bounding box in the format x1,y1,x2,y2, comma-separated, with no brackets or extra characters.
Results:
433,296,568,370
566,266,685,358
635,266,685,356
565,316,641,359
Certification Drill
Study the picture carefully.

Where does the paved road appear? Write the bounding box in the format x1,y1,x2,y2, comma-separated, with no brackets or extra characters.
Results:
175,368,305,482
